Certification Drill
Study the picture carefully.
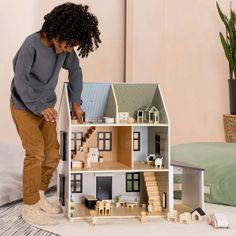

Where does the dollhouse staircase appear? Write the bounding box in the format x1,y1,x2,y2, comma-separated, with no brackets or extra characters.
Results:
73,127,97,160
143,172,162,212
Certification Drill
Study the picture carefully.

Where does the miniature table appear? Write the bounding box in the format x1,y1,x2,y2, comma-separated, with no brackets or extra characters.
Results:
85,195,97,209
126,202,136,209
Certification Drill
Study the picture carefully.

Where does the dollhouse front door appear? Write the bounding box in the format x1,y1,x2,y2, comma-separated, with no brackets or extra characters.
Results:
96,176,112,200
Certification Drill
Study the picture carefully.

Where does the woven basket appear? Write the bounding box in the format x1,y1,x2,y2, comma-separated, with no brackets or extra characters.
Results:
223,114,236,143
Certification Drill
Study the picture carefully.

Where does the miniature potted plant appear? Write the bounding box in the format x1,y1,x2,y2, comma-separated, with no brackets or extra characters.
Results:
114,196,120,207
70,204,75,217
216,2,236,114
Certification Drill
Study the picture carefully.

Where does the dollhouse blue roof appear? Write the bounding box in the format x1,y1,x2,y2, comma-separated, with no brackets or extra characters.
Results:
81,83,111,121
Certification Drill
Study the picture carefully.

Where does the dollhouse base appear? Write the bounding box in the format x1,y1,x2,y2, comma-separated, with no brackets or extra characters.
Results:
70,203,167,222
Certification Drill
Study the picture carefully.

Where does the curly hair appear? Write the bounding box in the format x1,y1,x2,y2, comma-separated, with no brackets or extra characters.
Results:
40,2,101,58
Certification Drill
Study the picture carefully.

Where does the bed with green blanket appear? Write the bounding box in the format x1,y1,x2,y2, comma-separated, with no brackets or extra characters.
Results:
171,142,236,206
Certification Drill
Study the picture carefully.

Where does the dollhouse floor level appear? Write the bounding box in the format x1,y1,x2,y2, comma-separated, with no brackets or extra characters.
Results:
71,161,169,173
70,203,167,221
71,122,169,127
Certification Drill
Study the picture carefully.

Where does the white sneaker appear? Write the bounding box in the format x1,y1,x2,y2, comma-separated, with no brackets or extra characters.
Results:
39,190,62,214
22,203,58,226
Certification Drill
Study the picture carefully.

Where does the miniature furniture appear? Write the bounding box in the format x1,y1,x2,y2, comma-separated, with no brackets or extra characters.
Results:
167,210,178,222
104,201,112,215
119,195,139,206
179,212,191,224
137,110,144,123
126,202,136,209
85,195,97,210
96,201,105,216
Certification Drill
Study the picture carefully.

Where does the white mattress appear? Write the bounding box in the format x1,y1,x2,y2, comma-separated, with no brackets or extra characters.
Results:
0,142,56,206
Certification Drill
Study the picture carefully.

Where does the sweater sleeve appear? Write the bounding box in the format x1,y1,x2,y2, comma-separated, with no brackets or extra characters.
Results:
63,49,83,104
13,44,49,116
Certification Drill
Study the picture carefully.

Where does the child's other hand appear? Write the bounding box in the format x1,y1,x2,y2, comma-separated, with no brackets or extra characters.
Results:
42,108,57,122
72,103,84,124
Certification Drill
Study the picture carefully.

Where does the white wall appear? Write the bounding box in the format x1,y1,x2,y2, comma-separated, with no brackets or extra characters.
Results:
72,172,141,203
126,0,235,145
133,127,148,161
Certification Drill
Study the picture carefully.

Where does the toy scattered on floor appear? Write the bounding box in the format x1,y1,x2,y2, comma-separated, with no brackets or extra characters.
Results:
167,210,178,222
191,208,206,222
179,212,192,224
89,210,97,225
208,213,229,229
140,211,147,223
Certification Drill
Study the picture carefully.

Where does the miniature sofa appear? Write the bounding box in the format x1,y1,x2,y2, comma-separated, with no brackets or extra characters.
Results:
118,195,139,205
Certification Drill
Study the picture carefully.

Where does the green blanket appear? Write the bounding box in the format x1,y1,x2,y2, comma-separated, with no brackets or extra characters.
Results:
171,142,236,206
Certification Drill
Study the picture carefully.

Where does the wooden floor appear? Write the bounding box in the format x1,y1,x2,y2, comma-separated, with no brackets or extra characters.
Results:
71,161,168,172
71,203,166,220
133,161,168,171
174,201,193,214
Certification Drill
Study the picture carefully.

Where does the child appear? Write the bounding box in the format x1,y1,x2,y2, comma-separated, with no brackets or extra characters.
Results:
10,3,101,226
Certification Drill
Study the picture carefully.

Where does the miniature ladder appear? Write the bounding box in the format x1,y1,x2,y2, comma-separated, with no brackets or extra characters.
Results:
143,172,162,212
73,127,97,160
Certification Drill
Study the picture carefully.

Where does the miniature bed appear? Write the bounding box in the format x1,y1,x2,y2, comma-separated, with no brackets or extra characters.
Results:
171,142,236,207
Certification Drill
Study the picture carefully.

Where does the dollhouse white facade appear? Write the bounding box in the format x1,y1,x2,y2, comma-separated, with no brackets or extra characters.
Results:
58,82,174,221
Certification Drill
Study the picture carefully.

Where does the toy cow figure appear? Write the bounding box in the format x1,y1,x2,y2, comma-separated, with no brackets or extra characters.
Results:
154,157,163,168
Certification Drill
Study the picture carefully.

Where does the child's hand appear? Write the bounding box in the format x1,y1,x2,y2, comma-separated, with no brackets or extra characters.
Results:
42,108,57,122
72,103,84,124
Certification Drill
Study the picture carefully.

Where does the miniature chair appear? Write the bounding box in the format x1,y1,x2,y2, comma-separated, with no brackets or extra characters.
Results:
167,210,178,222
137,110,144,123
179,212,191,224
105,201,112,215
96,201,104,216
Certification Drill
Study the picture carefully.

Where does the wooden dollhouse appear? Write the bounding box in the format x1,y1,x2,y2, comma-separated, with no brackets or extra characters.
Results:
58,82,174,222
